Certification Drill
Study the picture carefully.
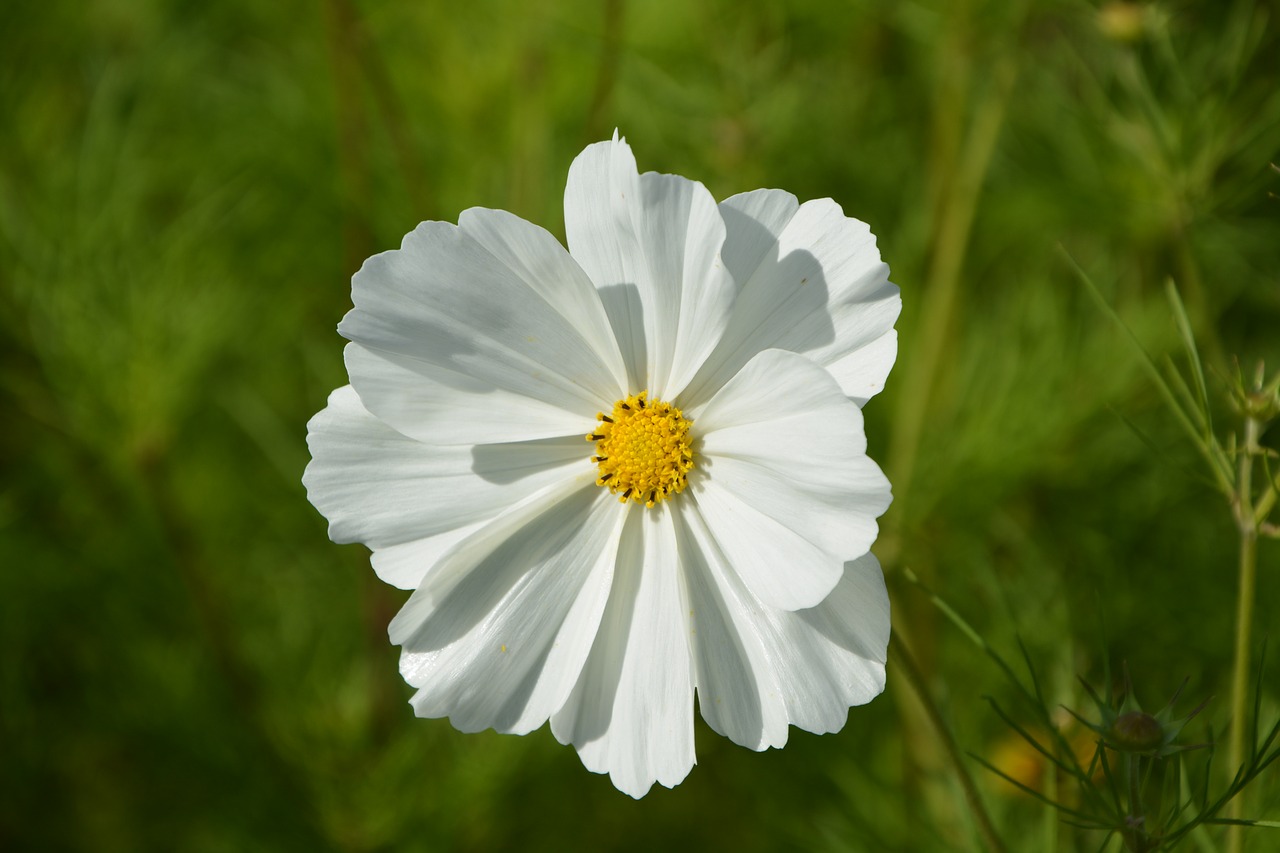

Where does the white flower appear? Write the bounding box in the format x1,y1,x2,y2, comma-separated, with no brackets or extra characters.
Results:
304,133,899,798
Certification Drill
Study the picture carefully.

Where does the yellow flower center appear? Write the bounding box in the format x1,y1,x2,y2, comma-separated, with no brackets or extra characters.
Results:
586,392,694,507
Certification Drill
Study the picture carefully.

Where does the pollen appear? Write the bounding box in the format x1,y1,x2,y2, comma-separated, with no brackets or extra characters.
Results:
586,392,694,507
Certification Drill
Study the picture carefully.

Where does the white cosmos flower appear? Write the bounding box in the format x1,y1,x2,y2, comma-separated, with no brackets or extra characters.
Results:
304,133,899,798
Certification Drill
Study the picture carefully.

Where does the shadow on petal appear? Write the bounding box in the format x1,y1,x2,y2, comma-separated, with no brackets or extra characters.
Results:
680,223,835,407
797,553,891,665
597,281,647,393
470,435,592,485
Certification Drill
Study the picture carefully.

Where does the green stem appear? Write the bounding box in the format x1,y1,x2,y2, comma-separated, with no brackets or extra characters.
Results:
1256,474,1277,526
1127,753,1143,851
890,634,1007,853
1171,221,1225,371
1069,254,1235,498
1226,531,1258,853
1227,412,1261,853
887,57,1015,530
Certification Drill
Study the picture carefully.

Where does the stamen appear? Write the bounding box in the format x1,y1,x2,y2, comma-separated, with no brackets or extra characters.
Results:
588,391,695,507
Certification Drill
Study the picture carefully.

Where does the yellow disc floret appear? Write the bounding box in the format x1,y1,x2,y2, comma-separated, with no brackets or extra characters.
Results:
586,392,694,507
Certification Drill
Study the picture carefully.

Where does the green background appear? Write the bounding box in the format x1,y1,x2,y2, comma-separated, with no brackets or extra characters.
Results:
2,0,1278,849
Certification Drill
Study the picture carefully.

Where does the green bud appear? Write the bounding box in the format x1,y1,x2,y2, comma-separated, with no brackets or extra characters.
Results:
1240,390,1279,422
1109,710,1163,752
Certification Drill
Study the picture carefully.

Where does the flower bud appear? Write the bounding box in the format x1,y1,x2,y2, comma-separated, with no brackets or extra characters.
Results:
1109,710,1163,752
1240,390,1279,423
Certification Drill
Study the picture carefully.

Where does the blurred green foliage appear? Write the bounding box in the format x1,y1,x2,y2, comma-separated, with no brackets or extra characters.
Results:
2,0,1278,850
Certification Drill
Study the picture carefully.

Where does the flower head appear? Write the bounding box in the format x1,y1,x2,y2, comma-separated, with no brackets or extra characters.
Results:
304,133,900,797
1073,670,1210,760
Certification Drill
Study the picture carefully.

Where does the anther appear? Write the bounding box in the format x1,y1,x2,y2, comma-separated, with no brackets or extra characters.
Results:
589,391,694,508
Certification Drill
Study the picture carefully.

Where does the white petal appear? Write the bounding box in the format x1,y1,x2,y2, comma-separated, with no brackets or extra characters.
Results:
339,216,624,437
680,194,900,408
690,349,892,610
551,506,696,798
690,519,890,735
764,552,890,732
825,328,899,407
393,486,624,736
717,188,800,287
369,527,484,591
564,133,736,400
674,504,789,751
303,385,593,589
458,207,628,393
692,479,842,613
345,343,592,445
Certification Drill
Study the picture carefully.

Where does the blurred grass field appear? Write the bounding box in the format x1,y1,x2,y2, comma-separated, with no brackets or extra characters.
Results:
2,0,1279,850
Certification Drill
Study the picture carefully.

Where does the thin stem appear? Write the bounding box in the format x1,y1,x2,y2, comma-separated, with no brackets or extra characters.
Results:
1256,472,1278,526
1226,536,1259,851
1172,221,1225,371
887,56,1016,530
890,634,1008,853
1253,372,1280,525
1128,753,1143,850
1226,411,1261,853
1068,252,1236,497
